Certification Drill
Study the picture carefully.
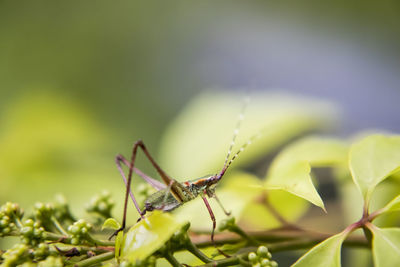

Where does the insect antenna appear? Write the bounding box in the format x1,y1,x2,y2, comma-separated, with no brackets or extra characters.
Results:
218,96,254,178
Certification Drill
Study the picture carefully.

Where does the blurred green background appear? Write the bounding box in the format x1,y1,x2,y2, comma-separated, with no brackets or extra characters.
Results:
1,1,400,230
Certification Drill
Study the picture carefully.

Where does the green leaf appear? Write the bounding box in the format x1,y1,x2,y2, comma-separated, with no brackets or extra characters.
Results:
242,189,309,229
349,134,400,201
380,194,400,214
369,225,400,267
115,230,123,259
119,211,186,262
101,218,121,231
159,91,336,179
292,231,348,267
265,137,348,210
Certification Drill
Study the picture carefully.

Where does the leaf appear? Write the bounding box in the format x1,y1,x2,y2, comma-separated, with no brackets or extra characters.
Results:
380,194,400,214
292,231,348,267
265,137,348,210
119,211,186,262
369,225,400,267
159,91,336,179
101,218,121,231
242,189,309,229
349,134,400,201
115,230,123,259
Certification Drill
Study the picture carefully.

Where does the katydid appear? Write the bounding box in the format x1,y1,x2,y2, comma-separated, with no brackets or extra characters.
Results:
111,102,254,254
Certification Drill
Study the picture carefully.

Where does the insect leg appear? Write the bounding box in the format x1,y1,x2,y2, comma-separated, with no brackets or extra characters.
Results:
201,196,230,257
111,140,174,239
115,155,144,217
213,193,231,216
117,154,166,190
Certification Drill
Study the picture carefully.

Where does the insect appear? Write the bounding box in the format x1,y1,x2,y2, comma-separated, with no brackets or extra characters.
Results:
110,101,254,254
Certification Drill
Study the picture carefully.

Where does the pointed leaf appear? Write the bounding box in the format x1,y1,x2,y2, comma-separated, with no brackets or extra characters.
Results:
380,195,400,214
349,134,400,201
120,211,186,262
369,225,400,267
266,137,347,210
101,218,121,231
159,91,336,179
292,231,348,267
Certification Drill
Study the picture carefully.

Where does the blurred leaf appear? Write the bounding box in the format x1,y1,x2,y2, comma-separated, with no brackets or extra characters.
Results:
369,225,400,267
120,211,186,262
265,137,348,210
115,230,123,259
102,218,121,231
349,134,400,202
292,231,348,267
379,194,400,214
159,91,337,179
174,172,263,232
0,91,117,214
243,189,309,229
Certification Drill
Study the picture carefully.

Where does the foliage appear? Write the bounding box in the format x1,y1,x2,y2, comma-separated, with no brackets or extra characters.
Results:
1,93,400,266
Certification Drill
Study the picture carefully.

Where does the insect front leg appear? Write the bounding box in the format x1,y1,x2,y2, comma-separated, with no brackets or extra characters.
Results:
201,196,230,257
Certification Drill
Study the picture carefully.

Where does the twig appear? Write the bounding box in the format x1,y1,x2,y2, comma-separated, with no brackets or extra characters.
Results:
164,252,183,267
72,251,114,267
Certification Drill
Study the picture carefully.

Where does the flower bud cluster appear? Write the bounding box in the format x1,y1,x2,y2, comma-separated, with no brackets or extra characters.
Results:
1,202,23,219
0,212,16,237
33,243,50,260
53,194,75,222
67,219,92,245
85,191,114,218
20,219,45,246
1,244,30,266
248,246,278,267
34,202,54,223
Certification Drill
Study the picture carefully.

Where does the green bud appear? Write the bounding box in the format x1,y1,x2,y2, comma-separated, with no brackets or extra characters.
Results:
270,261,278,267
71,237,80,245
21,226,33,236
24,219,34,226
248,252,258,263
257,246,269,258
68,225,80,235
261,258,270,266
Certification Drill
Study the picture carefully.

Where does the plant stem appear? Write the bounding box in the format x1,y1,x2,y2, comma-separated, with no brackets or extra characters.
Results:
229,225,259,245
193,228,368,251
72,251,114,267
185,238,213,263
51,216,69,236
43,231,115,247
164,252,183,267
86,234,115,247
198,252,249,267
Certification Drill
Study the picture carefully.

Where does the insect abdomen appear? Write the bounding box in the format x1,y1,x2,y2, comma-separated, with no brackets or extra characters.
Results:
144,189,181,212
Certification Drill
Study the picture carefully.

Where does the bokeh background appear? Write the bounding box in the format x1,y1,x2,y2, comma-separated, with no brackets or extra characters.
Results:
1,1,400,263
